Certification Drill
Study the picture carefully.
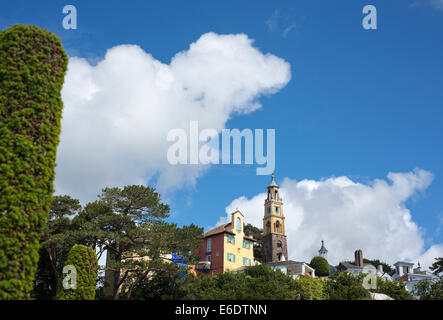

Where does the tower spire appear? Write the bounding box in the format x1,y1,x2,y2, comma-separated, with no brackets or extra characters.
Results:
269,171,278,187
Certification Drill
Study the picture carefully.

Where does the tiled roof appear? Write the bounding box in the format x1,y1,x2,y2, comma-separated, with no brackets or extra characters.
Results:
265,260,305,266
203,223,234,237
339,262,374,269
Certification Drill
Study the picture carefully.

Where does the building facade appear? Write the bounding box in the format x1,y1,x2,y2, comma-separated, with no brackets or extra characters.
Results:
195,210,256,275
337,249,377,276
266,260,315,279
262,173,288,263
391,261,439,296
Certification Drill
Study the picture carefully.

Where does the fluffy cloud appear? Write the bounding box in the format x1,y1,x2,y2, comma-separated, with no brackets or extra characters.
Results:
220,168,442,269
56,33,291,202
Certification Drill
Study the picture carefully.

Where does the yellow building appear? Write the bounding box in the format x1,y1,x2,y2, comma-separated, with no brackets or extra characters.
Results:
195,210,257,275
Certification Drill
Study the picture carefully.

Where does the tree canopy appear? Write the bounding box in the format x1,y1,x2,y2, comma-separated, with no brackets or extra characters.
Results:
309,256,330,277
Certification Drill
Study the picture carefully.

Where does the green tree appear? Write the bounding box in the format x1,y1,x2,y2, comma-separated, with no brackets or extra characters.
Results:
128,262,190,300
57,244,98,300
71,185,203,300
309,256,330,277
371,277,414,300
293,276,328,300
243,223,263,262
415,278,443,300
33,195,81,299
0,24,68,299
182,265,297,300
326,272,371,300
429,257,443,276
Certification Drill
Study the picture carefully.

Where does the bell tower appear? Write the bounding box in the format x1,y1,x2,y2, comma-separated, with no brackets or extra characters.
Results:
262,173,288,262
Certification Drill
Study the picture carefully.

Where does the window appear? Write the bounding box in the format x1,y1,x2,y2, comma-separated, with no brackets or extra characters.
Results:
275,206,280,213
206,238,212,252
206,255,211,262
267,207,271,214
212,270,216,277
216,251,219,257
277,240,282,248
227,253,236,262
236,217,242,231
227,235,235,244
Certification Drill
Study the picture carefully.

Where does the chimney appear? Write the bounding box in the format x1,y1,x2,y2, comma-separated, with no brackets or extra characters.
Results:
354,249,363,267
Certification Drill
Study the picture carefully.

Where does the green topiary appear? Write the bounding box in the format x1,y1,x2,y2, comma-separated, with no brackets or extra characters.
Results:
309,256,330,277
57,244,98,300
0,24,68,299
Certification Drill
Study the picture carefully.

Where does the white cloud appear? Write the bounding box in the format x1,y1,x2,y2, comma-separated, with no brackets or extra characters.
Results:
56,32,291,203
220,168,442,270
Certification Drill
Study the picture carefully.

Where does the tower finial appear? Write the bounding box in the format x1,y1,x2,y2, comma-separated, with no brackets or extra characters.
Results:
269,171,278,187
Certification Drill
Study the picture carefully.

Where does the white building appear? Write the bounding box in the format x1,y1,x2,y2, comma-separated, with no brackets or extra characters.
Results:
337,249,377,276
391,261,439,296
266,260,316,279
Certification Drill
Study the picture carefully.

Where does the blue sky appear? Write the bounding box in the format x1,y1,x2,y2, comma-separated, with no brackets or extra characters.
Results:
1,0,442,265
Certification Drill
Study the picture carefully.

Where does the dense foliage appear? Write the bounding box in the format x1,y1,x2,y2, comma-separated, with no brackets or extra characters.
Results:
70,185,203,300
57,244,98,300
181,265,297,300
371,277,414,300
33,195,81,299
415,278,443,300
0,24,68,299
309,256,330,277
243,223,263,262
325,272,371,300
293,276,329,300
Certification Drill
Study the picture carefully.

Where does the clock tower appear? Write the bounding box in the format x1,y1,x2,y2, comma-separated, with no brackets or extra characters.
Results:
262,173,288,262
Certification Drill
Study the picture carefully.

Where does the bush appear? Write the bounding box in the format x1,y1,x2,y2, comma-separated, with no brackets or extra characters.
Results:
309,256,330,277
57,245,98,300
326,272,371,300
293,276,328,300
181,265,297,300
0,24,68,299
416,278,443,300
372,277,414,300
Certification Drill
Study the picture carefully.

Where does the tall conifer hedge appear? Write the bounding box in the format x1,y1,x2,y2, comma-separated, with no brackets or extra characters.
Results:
0,25,68,299
57,245,98,300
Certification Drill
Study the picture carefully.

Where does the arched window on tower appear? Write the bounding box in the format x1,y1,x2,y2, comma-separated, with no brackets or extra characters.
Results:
266,221,271,233
236,217,241,232
276,221,281,233
277,240,282,248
